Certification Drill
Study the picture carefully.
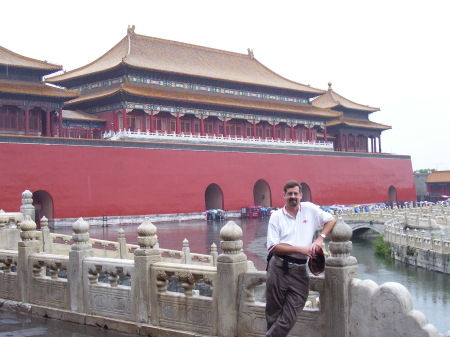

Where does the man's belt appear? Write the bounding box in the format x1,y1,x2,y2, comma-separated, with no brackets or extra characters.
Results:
275,254,307,265
274,255,307,274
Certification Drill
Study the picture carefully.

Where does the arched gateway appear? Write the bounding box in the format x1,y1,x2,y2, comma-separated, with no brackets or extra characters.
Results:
253,179,271,207
205,183,223,210
32,190,54,227
388,185,397,207
301,182,312,202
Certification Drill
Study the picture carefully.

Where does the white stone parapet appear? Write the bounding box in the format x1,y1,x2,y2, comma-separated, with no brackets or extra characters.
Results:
0,212,447,336
103,129,335,151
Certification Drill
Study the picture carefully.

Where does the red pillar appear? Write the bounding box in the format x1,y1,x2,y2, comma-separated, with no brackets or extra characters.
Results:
122,107,128,131
200,115,205,136
222,118,227,137
308,126,312,142
272,123,276,140
142,114,147,132
150,110,155,133
324,127,328,142
345,133,349,151
24,106,29,136
253,120,257,139
290,124,295,141
58,108,63,137
113,111,118,132
50,111,55,137
176,113,181,134
46,108,51,136
378,136,382,153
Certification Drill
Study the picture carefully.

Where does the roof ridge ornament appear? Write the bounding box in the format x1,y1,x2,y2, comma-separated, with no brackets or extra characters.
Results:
127,25,135,56
127,25,136,35
247,48,254,59
328,82,333,91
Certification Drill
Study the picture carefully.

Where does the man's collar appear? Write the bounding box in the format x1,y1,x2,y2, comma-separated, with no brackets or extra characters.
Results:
282,204,301,218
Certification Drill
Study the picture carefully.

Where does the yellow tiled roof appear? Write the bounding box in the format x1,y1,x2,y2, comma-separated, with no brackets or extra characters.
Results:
47,28,324,95
0,45,62,72
65,82,341,119
0,79,79,99
312,84,379,112
62,110,104,121
426,171,450,183
326,116,391,130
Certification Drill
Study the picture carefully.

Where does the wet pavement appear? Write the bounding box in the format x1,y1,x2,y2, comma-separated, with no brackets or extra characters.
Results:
0,307,136,337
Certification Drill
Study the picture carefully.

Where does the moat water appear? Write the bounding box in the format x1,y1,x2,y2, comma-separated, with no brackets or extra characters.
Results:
54,217,449,334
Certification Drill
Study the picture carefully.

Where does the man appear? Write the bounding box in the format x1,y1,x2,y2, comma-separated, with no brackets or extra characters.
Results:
265,180,336,337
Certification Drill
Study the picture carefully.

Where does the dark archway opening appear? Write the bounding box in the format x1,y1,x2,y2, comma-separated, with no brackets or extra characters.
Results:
33,190,54,228
205,183,224,210
301,182,312,202
253,179,271,207
388,185,397,208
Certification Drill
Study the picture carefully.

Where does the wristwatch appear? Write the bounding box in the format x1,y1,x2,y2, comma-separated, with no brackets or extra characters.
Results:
320,233,327,239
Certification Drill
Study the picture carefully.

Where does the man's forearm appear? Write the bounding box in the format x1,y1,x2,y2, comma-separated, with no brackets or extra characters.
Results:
321,218,336,237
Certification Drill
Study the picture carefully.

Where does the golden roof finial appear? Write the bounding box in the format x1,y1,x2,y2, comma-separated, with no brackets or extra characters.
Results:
247,48,254,59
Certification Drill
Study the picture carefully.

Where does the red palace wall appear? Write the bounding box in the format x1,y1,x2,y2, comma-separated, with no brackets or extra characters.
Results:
0,139,416,219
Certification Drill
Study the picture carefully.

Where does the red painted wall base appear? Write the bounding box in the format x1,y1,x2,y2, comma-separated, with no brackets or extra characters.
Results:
0,139,416,219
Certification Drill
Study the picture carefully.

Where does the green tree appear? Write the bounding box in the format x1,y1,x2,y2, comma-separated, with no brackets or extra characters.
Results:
374,234,392,258
414,168,436,173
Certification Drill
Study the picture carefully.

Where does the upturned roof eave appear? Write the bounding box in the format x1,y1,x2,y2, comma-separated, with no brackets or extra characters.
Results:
0,45,62,73
50,59,325,97
312,87,379,113
0,80,79,100
122,61,325,96
326,118,391,131
47,62,125,85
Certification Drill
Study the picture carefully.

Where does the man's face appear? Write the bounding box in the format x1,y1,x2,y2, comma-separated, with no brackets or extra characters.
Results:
284,186,302,208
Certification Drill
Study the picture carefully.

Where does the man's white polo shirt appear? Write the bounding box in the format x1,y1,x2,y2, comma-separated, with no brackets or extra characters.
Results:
267,202,333,259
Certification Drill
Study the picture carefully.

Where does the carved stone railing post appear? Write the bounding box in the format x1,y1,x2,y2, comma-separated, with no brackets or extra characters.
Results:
211,242,218,267
216,221,248,337
133,217,160,324
323,217,358,337
182,238,191,264
17,215,40,303
421,230,426,249
117,228,127,259
68,217,93,312
20,190,35,222
40,216,51,253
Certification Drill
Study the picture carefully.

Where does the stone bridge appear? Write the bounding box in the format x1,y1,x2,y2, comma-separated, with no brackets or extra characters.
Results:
347,222,384,235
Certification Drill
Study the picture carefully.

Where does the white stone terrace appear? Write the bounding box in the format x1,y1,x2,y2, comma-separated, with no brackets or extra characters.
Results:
103,130,335,151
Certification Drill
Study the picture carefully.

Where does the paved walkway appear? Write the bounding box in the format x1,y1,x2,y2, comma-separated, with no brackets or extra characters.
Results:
0,307,135,337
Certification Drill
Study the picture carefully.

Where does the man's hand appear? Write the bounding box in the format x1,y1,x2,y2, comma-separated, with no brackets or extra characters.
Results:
310,236,324,254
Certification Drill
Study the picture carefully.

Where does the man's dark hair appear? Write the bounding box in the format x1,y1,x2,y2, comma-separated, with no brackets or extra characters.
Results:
283,180,302,193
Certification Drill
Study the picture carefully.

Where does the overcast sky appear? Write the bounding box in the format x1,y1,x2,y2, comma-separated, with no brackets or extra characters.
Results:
2,0,449,171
